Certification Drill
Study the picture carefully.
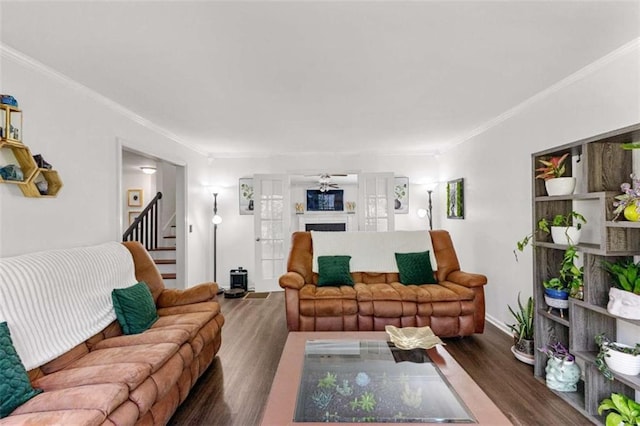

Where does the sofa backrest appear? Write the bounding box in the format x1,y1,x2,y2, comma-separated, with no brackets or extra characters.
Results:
0,242,139,371
286,230,461,284
122,241,166,302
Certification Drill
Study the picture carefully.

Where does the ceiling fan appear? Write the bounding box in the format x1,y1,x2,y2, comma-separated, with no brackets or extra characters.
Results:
316,173,346,192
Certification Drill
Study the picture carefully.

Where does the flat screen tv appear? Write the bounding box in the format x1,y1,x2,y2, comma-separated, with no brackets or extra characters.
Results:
306,189,344,211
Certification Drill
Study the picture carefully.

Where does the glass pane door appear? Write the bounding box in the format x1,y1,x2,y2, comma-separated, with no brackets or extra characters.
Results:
254,174,290,292
357,172,395,231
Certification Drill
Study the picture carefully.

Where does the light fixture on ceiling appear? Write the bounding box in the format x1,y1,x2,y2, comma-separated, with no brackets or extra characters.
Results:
140,166,157,175
318,173,340,192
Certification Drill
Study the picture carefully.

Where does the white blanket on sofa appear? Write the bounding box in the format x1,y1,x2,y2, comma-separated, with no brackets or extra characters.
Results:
0,242,137,370
311,230,436,273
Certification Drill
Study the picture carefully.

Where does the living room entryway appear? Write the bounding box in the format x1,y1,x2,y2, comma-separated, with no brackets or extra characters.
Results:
120,146,187,289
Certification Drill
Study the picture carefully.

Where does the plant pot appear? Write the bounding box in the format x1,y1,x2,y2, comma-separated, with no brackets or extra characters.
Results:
545,177,576,196
545,357,581,392
607,287,640,320
544,288,569,309
603,343,640,376
624,204,640,222
513,336,535,356
550,226,581,245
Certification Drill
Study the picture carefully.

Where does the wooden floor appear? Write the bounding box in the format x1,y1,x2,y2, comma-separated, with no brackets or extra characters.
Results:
169,292,588,426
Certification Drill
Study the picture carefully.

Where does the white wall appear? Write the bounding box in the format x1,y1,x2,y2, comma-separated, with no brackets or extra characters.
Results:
437,43,640,332
0,53,214,287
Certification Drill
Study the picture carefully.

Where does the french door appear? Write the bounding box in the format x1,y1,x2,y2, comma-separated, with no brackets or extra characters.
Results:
253,174,291,292
357,172,395,231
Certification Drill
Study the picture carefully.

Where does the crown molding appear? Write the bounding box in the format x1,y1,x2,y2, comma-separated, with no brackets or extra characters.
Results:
445,37,640,152
0,43,207,156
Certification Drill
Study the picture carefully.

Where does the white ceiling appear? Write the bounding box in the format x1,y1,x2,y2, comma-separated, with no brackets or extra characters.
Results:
1,1,639,157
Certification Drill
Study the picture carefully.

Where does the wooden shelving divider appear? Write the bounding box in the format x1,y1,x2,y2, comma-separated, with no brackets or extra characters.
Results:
531,123,640,424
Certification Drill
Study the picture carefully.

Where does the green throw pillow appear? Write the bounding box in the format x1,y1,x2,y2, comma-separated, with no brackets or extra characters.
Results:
317,255,354,287
112,282,158,335
395,251,438,285
0,322,42,418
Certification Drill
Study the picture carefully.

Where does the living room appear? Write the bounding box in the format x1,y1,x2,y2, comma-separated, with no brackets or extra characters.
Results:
1,1,639,425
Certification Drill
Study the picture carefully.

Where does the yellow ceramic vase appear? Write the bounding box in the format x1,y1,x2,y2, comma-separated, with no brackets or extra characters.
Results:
623,204,640,222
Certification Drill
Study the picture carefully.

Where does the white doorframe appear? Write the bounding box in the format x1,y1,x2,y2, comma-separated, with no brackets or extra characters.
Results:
116,138,188,287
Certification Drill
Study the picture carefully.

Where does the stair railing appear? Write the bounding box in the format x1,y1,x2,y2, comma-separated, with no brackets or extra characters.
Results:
122,191,163,250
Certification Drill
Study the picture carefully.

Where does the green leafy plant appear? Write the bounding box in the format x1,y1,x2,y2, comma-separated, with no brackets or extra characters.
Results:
358,392,376,412
514,212,586,260
539,247,583,296
602,259,640,295
318,372,337,388
595,334,640,381
507,293,534,341
598,393,640,426
535,153,569,180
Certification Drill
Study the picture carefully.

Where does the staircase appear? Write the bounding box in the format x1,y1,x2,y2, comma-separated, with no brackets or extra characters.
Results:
123,193,178,288
149,225,177,288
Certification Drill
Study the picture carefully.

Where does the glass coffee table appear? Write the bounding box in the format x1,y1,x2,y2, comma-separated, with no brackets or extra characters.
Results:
261,332,510,425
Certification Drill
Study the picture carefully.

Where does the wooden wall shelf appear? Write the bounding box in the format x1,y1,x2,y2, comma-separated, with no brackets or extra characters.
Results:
0,104,63,197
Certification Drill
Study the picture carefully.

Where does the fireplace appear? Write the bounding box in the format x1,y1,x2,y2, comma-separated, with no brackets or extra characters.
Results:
305,223,346,232
298,213,353,232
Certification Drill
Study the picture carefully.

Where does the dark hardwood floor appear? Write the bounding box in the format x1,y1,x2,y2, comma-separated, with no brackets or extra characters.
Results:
169,292,589,426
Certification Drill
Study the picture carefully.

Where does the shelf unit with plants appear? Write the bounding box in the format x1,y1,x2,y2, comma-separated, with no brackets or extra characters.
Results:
531,123,640,424
0,102,63,197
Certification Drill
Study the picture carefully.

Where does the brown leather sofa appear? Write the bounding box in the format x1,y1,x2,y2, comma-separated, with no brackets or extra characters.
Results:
279,230,487,337
0,242,224,425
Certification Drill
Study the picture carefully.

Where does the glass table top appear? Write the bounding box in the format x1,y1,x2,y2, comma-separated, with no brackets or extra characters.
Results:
294,340,476,423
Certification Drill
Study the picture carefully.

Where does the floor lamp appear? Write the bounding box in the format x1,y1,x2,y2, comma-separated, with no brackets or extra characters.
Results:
211,192,222,288
418,183,436,230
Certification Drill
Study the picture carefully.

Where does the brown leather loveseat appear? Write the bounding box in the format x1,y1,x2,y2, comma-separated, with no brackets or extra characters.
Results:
0,241,224,425
279,230,487,337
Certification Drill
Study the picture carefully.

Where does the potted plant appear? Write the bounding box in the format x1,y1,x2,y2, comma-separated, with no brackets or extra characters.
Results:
602,259,640,320
612,174,640,222
598,393,640,426
507,293,534,364
514,211,586,260
538,341,580,392
595,334,640,379
542,246,583,315
535,153,576,196
538,212,586,246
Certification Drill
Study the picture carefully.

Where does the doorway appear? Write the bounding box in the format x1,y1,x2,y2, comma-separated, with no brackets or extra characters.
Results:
118,143,187,288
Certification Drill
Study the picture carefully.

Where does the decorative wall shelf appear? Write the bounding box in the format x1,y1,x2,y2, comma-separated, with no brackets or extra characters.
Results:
0,103,63,197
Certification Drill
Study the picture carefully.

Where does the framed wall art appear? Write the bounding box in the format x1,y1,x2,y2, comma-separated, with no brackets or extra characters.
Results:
239,178,254,215
128,211,141,225
446,178,464,219
394,177,409,214
127,189,143,207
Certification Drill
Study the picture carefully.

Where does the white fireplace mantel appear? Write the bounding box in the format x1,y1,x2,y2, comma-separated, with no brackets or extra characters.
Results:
297,212,357,232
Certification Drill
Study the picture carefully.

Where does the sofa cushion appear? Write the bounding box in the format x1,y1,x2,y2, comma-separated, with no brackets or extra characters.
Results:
317,256,354,286
112,282,158,335
0,322,42,418
93,329,191,350
34,363,152,391
66,343,179,374
395,251,437,285
11,383,128,417
0,409,106,425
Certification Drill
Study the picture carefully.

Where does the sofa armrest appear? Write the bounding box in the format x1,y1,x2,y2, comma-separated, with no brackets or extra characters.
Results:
157,282,219,308
446,270,487,288
279,271,305,290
